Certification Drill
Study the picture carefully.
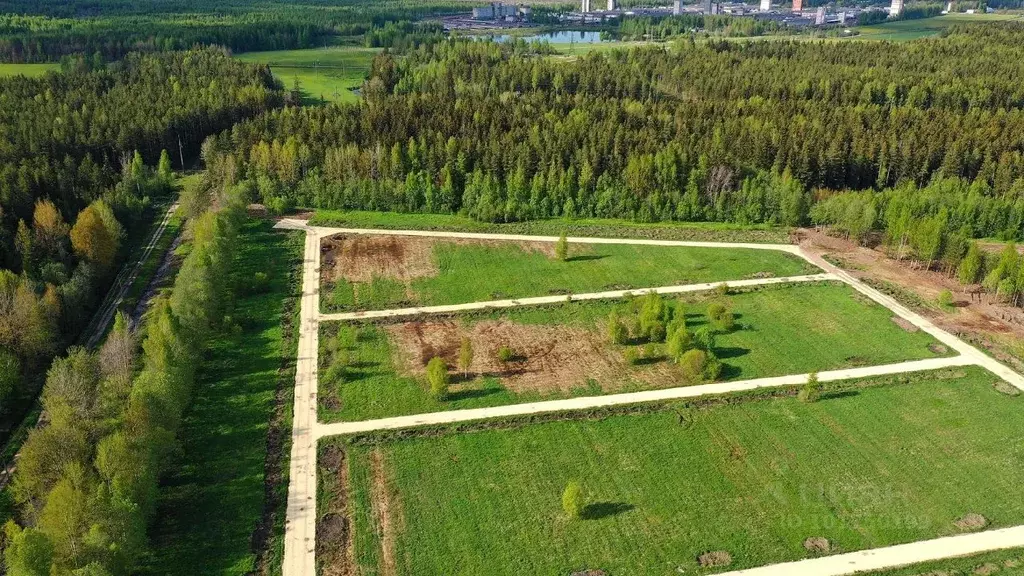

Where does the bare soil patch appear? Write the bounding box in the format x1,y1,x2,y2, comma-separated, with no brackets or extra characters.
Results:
697,551,733,568
803,536,831,554
320,233,558,284
974,564,999,575
954,513,989,532
891,316,920,333
386,319,672,395
370,448,401,576
994,380,1021,396
319,445,354,576
321,234,438,284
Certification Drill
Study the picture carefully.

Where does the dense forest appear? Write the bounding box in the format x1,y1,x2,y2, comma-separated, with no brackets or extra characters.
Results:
202,24,1024,240
0,48,280,447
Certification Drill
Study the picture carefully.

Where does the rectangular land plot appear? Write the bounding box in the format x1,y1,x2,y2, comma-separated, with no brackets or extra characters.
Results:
319,282,951,422
319,233,817,312
320,367,1024,576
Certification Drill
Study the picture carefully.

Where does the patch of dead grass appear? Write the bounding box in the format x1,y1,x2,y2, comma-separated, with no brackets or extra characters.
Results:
954,513,989,532
386,319,678,395
697,551,733,568
370,448,402,576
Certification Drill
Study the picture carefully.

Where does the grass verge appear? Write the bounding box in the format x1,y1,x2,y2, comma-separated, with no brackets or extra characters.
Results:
140,220,303,575
309,209,792,243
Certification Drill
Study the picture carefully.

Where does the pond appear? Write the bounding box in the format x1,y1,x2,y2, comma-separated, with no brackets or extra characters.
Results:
473,30,609,44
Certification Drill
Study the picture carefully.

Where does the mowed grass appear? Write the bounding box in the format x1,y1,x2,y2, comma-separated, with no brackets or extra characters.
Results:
141,221,303,575
332,367,1024,575
322,237,817,312
319,282,949,422
0,63,59,77
234,45,380,104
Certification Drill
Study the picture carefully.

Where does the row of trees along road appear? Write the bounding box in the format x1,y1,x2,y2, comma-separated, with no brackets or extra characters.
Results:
0,48,281,446
205,24,1024,240
4,189,246,576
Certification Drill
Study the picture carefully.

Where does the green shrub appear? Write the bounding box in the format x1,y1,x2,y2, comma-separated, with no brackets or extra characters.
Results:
562,481,584,519
679,349,708,382
937,289,954,309
707,301,735,332
667,328,693,363
693,326,716,351
555,232,568,261
251,271,270,294
798,372,822,403
458,337,474,378
715,283,730,296
497,345,516,363
426,357,449,400
607,312,628,345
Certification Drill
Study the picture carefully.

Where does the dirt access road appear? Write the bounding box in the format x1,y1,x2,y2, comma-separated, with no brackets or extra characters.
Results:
275,218,1024,576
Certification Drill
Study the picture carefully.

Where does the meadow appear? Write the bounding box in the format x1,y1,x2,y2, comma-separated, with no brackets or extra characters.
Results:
234,44,380,104
321,234,817,312
851,13,1024,42
326,367,1024,575
0,62,59,77
318,282,949,422
141,221,303,575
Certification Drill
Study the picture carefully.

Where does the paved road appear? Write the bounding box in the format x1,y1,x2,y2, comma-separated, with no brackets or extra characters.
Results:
274,219,1024,576
282,229,320,576
85,203,179,348
321,273,835,321
715,525,1024,576
316,356,975,437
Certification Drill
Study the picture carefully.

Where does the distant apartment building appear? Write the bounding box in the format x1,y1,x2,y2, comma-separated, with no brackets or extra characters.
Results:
607,0,617,10
472,2,530,20
673,0,683,14
581,0,591,12
792,0,803,12
759,0,771,10
814,6,826,23
889,0,904,16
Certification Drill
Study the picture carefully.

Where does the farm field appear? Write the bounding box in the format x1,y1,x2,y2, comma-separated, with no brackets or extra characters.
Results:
318,282,950,422
233,44,380,104
319,233,817,312
141,221,303,575
320,367,1024,575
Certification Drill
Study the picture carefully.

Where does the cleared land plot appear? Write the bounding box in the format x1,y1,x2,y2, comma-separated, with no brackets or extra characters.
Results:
234,45,379,104
851,14,1024,41
318,367,1024,576
0,62,59,77
319,282,950,422
320,233,816,312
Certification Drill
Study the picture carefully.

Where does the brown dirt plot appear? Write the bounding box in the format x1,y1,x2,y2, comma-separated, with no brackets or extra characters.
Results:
319,445,355,576
386,319,677,395
370,448,402,576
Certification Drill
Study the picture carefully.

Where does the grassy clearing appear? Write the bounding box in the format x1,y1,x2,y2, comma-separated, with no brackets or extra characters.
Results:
319,282,949,422
141,220,303,575
851,13,1024,41
0,63,59,77
325,366,1024,575
309,209,791,243
865,547,1024,575
234,45,380,104
118,205,183,314
321,234,817,312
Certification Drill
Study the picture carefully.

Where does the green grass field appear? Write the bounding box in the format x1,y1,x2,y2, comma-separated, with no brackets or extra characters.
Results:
0,63,59,77
852,13,1024,41
319,282,949,422
234,45,380,104
325,367,1023,575
310,209,790,243
322,235,817,312
141,220,303,575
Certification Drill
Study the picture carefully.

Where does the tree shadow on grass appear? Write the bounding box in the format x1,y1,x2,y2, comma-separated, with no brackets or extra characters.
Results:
445,387,503,402
821,390,860,401
715,347,750,360
718,363,742,380
582,502,635,520
566,254,609,263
